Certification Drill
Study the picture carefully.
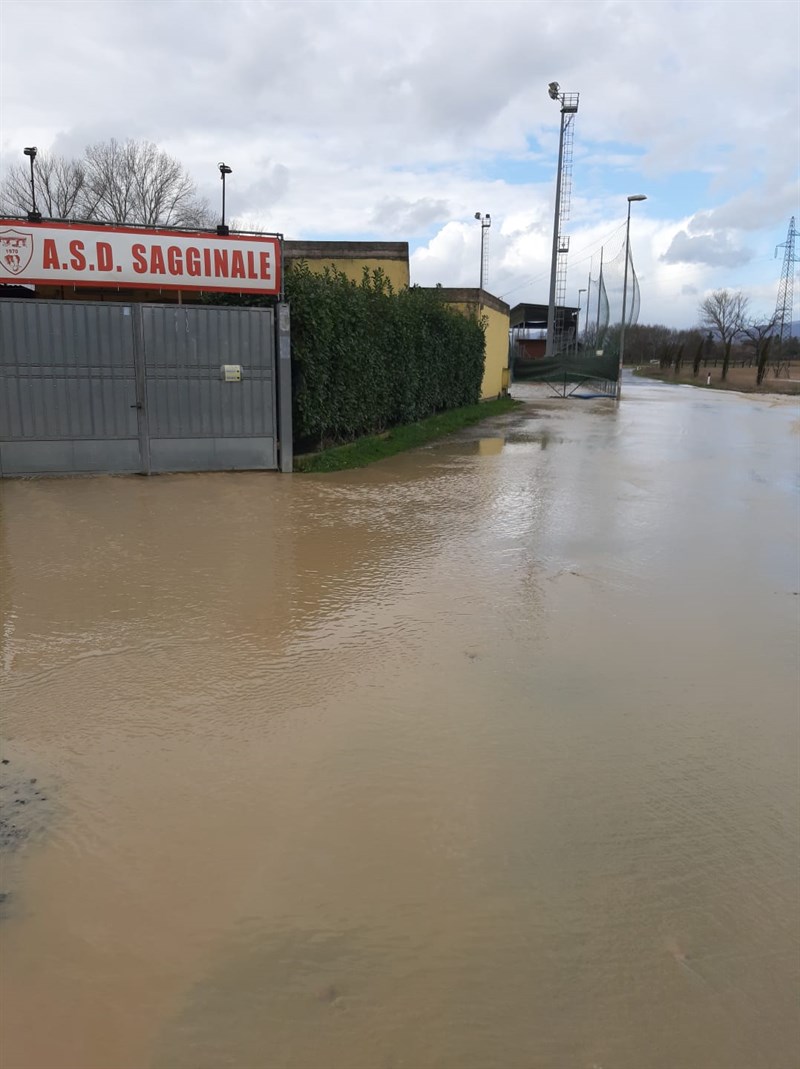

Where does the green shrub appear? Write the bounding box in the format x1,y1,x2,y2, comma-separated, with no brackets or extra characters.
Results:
286,264,485,446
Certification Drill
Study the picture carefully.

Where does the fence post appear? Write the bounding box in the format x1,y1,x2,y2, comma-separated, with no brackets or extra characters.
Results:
132,305,151,475
276,302,293,473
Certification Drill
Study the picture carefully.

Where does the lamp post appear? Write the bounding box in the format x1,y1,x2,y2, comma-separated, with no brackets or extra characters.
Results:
545,81,579,359
618,193,647,399
23,147,41,222
474,212,491,294
576,287,586,353
217,163,232,236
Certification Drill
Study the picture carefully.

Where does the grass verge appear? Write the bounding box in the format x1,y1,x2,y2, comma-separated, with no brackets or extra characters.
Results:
294,396,522,473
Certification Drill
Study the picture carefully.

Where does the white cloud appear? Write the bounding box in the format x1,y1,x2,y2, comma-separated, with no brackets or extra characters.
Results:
370,197,451,235
662,230,753,268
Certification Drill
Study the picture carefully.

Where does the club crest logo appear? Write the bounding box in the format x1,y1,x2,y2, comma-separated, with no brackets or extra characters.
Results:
0,230,34,275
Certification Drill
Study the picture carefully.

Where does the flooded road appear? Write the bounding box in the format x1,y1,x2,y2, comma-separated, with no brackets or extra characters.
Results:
1,377,798,1069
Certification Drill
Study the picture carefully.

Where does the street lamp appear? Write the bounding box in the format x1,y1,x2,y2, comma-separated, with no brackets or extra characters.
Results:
23,147,41,223
618,194,647,399
474,212,491,294
545,82,579,358
217,162,232,236
576,287,586,353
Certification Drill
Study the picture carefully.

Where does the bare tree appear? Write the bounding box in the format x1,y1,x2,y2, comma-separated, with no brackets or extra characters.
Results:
692,335,704,377
624,323,674,365
0,152,92,219
228,217,269,234
1,138,214,228
180,198,216,229
698,289,749,381
83,138,212,227
741,316,777,385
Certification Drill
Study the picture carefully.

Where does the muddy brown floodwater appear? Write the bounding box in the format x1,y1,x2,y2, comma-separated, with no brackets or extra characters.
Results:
1,377,798,1069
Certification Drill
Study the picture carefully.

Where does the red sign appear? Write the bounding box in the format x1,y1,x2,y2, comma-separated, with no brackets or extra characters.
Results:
0,220,281,295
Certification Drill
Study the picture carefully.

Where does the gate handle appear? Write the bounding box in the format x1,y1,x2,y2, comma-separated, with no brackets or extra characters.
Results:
130,402,143,409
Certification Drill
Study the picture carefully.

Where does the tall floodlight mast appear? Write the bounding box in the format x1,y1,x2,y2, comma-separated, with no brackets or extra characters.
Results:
545,82,579,359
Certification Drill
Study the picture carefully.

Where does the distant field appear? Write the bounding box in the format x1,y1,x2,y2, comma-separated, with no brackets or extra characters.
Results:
633,364,800,395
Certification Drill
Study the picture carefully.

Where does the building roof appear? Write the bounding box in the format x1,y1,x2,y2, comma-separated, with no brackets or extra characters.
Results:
423,287,510,315
510,302,578,327
284,240,408,261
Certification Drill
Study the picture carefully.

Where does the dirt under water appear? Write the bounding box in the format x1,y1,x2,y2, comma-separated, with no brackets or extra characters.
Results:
1,378,798,1069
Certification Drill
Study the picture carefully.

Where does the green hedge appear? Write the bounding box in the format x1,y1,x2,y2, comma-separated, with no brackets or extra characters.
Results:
286,264,485,446
206,264,485,448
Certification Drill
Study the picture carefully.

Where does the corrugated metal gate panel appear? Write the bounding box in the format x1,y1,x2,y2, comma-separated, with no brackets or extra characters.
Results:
0,300,141,475
141,305,276,473
0,299,279,476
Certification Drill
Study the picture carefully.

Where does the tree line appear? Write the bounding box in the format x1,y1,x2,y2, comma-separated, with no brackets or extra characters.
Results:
622,289,795,385
0,139,214,228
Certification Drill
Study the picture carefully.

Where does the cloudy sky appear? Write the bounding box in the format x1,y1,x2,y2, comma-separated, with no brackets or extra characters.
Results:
1,0,798,327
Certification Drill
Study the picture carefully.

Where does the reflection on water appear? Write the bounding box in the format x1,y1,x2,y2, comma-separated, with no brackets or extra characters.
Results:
1,379,798,1069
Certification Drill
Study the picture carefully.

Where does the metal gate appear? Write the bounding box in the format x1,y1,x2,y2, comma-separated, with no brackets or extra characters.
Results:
0,298,291,476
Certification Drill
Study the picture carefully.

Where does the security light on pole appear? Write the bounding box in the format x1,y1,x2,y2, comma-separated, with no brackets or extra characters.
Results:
218,163,233,236
617,194,647,399
23,146,40,223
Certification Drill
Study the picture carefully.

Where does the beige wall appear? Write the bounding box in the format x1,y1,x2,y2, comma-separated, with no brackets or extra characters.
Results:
478,302,512,399
284,241,409,291
432,289,510,400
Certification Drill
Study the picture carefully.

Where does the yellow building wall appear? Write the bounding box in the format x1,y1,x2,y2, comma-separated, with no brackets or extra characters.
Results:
284,242,410,292
295,257,410,291
445,298,510,400
479,303,511,399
